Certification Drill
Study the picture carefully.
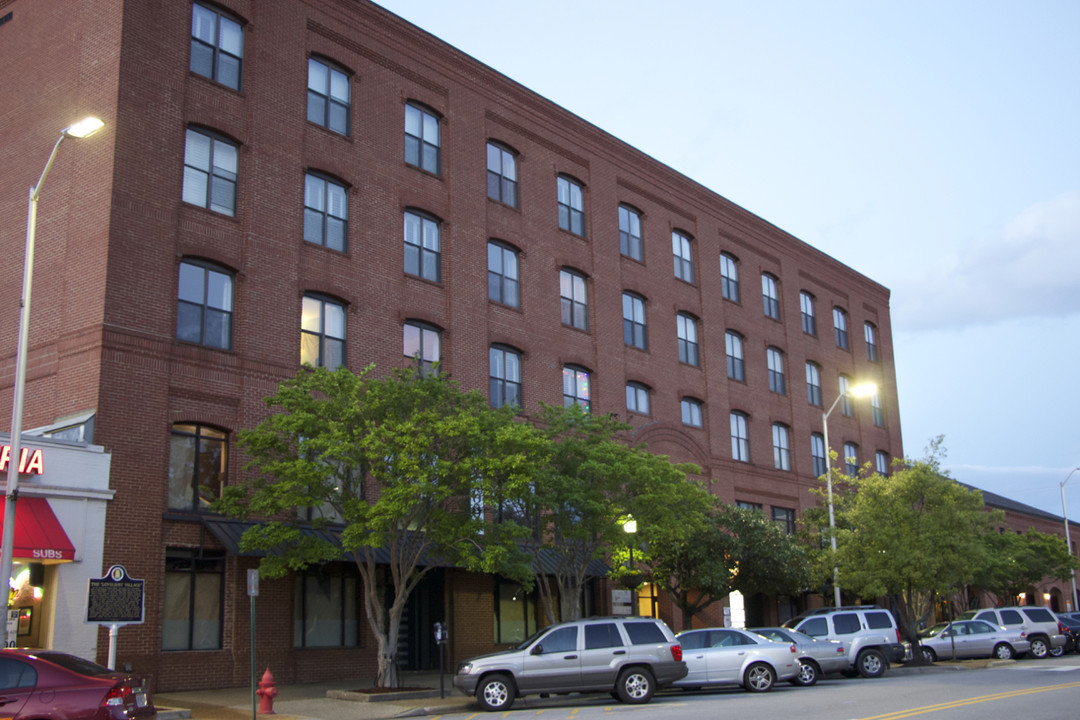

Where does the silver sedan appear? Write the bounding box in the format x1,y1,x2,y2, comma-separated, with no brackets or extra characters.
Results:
674,628,799,693
750,626,848,686
917,620,1030,661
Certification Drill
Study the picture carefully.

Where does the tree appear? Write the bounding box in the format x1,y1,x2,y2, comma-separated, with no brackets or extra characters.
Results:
517,404,704,625
218,365,539,688
970,528,1079,606
641,503,813,627
831,457,996,655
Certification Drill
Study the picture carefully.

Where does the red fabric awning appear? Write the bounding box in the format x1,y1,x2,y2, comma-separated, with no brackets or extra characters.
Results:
0,496,76,562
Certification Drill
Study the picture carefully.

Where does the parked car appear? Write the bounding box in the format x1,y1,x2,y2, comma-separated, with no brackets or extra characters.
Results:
0,649,156,720
673,628,799,692
916,620,1029,661
1054,614,1080,655
750,626,848,686
956,606,1065,659
453,616,686,712
782,606,906,678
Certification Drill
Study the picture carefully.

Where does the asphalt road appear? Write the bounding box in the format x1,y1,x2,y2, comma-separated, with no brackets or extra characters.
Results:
420,656,1080,720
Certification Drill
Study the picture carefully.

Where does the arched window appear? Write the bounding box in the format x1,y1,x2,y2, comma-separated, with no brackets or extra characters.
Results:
307,57,350,135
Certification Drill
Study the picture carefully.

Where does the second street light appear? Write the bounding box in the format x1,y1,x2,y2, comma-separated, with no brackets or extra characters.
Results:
822,381,877,607
2,116,105,648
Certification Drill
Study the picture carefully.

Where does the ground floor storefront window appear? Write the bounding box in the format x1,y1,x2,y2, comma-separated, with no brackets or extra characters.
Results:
163,549,224,650
293,567,359,647
494,578,537,644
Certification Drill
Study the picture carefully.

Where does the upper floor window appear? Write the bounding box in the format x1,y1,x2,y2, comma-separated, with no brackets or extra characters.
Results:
720,253,740,302
405,103,441,174
772,423,791,471
190,3,243,90
730,411,750,462
805,361,822,407
304,173,348,252
183,128,237,216
488,241,520,307
489,345,522,409
725,331,745,381
672,231,694,283
404,210,441,282
772,506,796,535
875,450,890,475
800,291,816,335
865,322,879,362
307,58,350,136
833,307,849,349
486,142,518,207
562,365,591,412
622,293,647,349
557,176,585,236
767,346,786,395
168,423,228,512
404,321,440,376
871,390,885,427
625,382,650,415
301,294,345,369
811,433,827,477
560,269,588,330
838,374,854,417
843,442,859,476
681,397,703,428
762,273,780,320
736,500,762,512
618,205,643,261
677,313,699,367
177,260,233,350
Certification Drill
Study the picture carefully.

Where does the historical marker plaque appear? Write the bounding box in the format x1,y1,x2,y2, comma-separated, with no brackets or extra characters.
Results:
86,564,144,625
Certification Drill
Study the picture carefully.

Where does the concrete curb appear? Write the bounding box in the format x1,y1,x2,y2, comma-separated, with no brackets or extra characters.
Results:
326,689,443,703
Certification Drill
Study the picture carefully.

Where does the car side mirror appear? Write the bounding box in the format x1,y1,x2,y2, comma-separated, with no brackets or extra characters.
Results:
530,644,543,656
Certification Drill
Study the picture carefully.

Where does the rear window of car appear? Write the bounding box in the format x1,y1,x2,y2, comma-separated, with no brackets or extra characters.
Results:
623,621,667,645
584,623,625,649
865,611,893,630
1000,610,1024,625
833,613,861,634
1022,608,1055,623
36,653,113,676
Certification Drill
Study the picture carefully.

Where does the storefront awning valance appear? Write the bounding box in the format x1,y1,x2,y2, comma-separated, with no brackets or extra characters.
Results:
0,496,76,563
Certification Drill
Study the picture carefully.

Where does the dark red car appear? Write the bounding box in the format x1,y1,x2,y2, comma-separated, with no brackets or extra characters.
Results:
0,649,156,720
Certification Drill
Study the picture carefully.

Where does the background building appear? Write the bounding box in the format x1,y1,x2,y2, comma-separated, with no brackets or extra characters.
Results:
1,0,903,689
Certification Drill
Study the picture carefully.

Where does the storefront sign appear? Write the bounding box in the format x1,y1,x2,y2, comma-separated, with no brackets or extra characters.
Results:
0,446,44,475
86,565,144,625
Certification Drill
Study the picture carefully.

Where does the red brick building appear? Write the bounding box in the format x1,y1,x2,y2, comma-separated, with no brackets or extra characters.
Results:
1,0,907,689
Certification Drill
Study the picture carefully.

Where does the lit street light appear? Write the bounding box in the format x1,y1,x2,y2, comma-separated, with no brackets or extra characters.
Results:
623,515,638,614
1061,467,1080,612
822,381,877,607
2,117,104,647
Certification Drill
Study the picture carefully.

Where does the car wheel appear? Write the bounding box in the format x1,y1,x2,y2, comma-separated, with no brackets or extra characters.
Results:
1029,637,1050,659
615,667,655,704
921,646,937,663
1050,644,1065,657
477,674,515,712
993,643,1014,660
792,659,819,686
856,649,886,678
744,662,776,692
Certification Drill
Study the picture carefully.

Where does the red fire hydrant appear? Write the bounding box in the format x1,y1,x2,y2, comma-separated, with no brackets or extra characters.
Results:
256,668,277,714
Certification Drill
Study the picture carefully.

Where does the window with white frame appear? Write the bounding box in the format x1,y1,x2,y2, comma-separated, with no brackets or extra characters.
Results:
772,423,791,470
619,205,643,261
730,411,750,462
183,127,238,216
405,103,441,174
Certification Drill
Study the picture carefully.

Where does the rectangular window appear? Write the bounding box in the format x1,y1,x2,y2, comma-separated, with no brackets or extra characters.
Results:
772,423,791,471
304,174,348,252
560,269,588,330
875,450,890,475
834,307,849,349
404,322,440,376
805,362,822,407
811,433,827,477
563,366,590,411
730,412,750,462
871,390,885,427
177,260,233,349
405,103,441,174
404,211,441,282
307,58,350,136
772,507,796,535
183,128,237,216
762,273,780,320
489,346,522,409
293,569,359,648
626,383,650,415
487,143,518,207
623,293,647,349
677,314,699,366
865,322,879,362
168,424,228,512
681,398,703,428
488,242,520,307
301,295,346,369
557,176,585,236
720,253,740,302
800,292,816,335
163,549,224,650
736,500,762,512
190,3,243,90
839,375,854,417
672,232,694,283
844,442,859,476
726,331,745,381
767,347,786,395
618,205,643,261
494,578,537,644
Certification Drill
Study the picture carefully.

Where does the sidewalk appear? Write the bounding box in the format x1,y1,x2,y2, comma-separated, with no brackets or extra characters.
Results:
154,672,474,720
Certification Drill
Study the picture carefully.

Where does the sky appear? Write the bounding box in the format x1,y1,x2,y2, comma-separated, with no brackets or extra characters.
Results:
374,0,1080,517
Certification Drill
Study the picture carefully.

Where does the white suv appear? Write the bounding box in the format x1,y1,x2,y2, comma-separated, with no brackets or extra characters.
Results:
957,606,1066,659
782,606,905,678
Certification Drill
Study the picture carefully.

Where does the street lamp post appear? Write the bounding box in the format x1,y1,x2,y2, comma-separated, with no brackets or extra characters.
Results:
2,117,104,647
623,515,638,615
822,382,877,608
1061,467,1080,612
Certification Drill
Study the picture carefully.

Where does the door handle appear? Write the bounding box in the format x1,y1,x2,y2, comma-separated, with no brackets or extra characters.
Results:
0,698,18,706
613,650,626,655
564,655,578,660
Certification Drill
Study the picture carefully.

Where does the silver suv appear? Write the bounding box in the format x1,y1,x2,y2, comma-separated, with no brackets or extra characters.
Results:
957,606,1066,659
782,606,905,678
453,616,687,712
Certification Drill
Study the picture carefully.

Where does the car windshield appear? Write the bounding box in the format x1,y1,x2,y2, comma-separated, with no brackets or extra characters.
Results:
514,627,549,651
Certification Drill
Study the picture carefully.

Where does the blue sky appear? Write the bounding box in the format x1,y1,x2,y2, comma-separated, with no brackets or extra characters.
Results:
375,0,1080,517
